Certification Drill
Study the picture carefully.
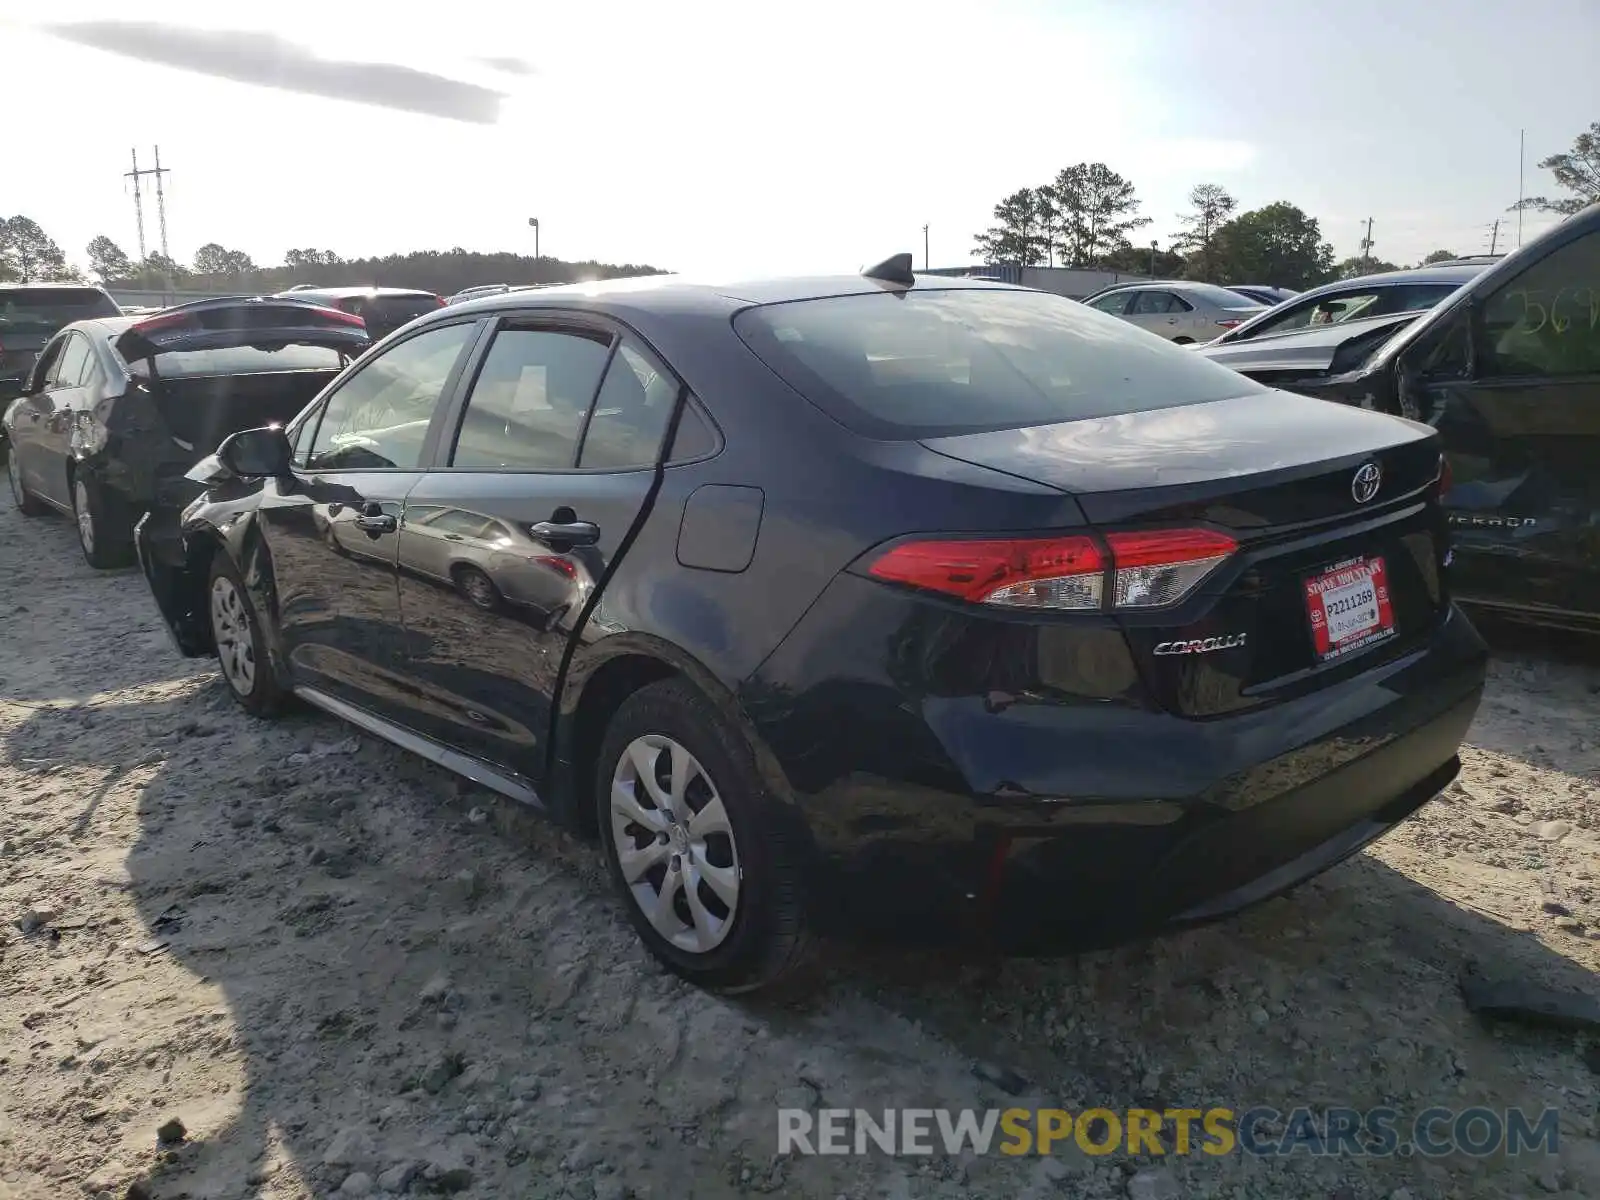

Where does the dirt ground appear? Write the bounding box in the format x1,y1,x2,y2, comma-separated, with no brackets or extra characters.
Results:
3,495,1600,1200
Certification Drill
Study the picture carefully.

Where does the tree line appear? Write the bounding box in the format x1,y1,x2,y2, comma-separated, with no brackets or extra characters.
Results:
972,122,1599,289
0,220,666,295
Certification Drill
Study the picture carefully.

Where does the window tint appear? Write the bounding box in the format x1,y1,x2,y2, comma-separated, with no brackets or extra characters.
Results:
51,335,91,387
451,327,611,470
668,400,718,461
1174,283,1258,309
733,287,1266,440
1247,290,1382,338
577,340,679,469
424,508,496,538
0,288,120,337
1086,292,1132,315
305,322,475,470
1477,231,1600,379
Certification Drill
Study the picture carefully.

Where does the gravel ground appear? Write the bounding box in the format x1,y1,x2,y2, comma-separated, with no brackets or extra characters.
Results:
2,494,1600,1200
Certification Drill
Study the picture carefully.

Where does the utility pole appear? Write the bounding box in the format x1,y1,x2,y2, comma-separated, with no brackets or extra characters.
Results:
1517,128,1526,248
1487,218,1500,256
124,149,148,262
1149,239,1159,278
1359,218,1375,272
922,224,929,270
528,217,540,278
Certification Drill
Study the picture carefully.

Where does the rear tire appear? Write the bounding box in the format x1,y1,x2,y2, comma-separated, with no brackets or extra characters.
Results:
452,564,502,612
4,444,47,517
208,554,287,719
596,678,812,994
70,472,136,569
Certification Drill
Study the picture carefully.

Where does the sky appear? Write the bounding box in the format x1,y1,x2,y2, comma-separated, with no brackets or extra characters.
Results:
2,0,1595,279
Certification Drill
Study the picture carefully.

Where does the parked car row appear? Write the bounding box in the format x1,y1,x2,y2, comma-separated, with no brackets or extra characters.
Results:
2,208,1593,992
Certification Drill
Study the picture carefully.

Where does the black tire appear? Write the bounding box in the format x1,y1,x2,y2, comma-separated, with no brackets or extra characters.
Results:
69,470,137,569
207,553,287,718
596,678,812,994
4,444,47,517
452,564,502,612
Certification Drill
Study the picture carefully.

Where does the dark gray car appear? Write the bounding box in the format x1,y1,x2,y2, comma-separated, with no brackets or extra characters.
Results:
0,284,122,398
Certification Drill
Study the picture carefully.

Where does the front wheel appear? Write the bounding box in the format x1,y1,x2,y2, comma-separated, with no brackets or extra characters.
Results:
71,473,136,569
596,679,812,993
208,555,287,718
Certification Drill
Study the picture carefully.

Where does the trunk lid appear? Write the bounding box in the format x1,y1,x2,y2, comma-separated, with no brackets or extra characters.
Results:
114,296,371,363
921,391,1450,716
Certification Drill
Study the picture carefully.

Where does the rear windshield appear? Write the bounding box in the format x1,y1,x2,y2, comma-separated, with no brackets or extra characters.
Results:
1181,283,1265,309
359,295,441,325
129,343,347,379
732,288,1268,439
0,288,121,336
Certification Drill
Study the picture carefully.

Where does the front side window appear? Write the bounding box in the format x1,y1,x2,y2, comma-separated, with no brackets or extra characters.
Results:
577,339,680,470
304,321,476,470
450,327,612,470
734,287,1266,440
1476,232,1600,379
1246,289,1383,339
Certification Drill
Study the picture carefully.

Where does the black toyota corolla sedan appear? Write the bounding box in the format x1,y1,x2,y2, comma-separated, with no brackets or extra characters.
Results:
135,255,1488,992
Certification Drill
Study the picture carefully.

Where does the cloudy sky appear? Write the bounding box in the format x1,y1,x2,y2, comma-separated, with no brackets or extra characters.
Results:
2,0,1594,277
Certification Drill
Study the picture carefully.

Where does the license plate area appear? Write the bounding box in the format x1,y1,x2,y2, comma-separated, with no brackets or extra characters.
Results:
1304,554,1396,663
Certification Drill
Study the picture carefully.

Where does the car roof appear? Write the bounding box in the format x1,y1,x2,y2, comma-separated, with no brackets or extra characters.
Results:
1294,263,1485,300
0,281,111,293
438,270,1020,320
277,286,438,299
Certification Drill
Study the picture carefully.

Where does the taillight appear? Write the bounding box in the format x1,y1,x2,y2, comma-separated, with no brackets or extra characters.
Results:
131,311,197,336
1104,529,1238,608
314,305,367,328
866,527,1238,612
1436,453,1453,496
868,536,1105,609
1215,319,1243,329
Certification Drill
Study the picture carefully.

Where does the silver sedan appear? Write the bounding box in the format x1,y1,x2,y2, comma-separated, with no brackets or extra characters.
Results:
1081,281,1265,344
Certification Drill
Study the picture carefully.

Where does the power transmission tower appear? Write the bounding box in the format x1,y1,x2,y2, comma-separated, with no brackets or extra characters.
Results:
153,146,171,262
124,147,173,262
1359,217,1375,271
124,149,147,262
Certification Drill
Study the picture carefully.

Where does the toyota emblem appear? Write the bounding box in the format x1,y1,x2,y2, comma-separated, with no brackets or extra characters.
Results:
1351,461,1382,504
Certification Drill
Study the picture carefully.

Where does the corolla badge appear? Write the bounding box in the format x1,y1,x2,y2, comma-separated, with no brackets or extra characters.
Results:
1154,634,1247,656
1351,461,1382,504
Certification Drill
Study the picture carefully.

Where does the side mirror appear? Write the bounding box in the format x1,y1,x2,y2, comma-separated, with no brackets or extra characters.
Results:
217,426,293,478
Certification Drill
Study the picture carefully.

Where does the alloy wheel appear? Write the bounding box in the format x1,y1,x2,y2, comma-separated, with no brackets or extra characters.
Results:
209,575,258,696
609,734,741,954
73,479,95,553
461,570,497,610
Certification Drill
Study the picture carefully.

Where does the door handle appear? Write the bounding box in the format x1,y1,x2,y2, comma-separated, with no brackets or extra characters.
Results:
354,504,397,536
530,519,600,547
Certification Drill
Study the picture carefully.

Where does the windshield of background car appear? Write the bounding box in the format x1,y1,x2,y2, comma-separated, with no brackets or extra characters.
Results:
733,287,1269,440
0,288,121,336
126,342,347,379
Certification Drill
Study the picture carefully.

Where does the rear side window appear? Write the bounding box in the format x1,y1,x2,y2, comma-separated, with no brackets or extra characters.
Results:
734,289,1267,439
305,322,476,470
51,334,91,387
0,288,120,337
450,327,612,470
577,340,680,470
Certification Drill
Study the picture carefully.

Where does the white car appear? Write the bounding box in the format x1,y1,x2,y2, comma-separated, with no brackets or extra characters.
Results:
1081,281,1265,344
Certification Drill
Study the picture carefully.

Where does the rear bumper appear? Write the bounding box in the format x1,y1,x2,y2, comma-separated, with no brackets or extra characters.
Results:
759,600,1487,951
